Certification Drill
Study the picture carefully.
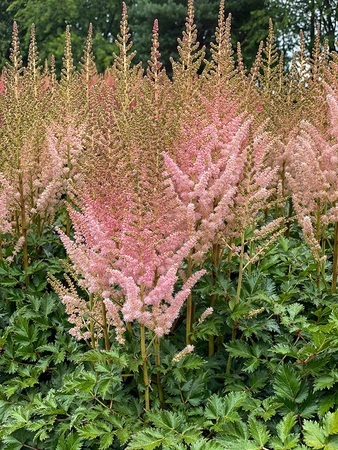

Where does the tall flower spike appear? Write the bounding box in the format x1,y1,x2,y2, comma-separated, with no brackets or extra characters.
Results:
258,19,280,99
58,25,83,122
6,22,23,99
147,19,163,82
50,55,57,92
171,0,205,83
210,0,235,82
80,22,97,100
112,2,143,112
62,26,75,86
27,24,41,93
297,30,309,86
310,24,322,83
113,3,136,76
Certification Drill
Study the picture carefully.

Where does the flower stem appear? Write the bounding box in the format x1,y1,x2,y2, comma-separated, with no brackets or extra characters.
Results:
235,231,245,305
186,253,193,345
316,199,321,289
209,243,221,357
18,173,29,285
154,336,164,408
89,294,96,349
140,324,150,410
332,222,338,293
100,297,110,351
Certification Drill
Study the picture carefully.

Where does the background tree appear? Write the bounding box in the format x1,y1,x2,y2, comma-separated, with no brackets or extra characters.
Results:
1,0,337,75
0,0,12,68
251,0,338,59
4,0,122,73
0,0,268,74
129,0,267,73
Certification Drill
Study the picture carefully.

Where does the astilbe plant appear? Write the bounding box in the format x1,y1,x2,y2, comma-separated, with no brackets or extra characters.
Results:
58,135,205,411
285,68,338,292
2,2,338,449
54,4,207,410
251,23,328,228
0,23,54,270
223,124,280,286
0,23,91,269
285,119,338,289
162,97,249,346
163,98,249,261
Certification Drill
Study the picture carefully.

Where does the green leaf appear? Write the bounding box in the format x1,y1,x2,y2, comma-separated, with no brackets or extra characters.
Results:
190,439,221,450
146,410,182,431
1,435,25,450
273,363,301,402
247,370,269,393
303,420,327,449
224,341,253,359
314,372,338,392
324,411,338,436
276,413,297,443
205,394,226,420
219,420,250,441
100,432,115,449
326,435,338,450
77,423,107,440
204,392,247,423
249,417,270,446
126,429,166,450
271,435,300,449
318,395,336,417
56,431,83,450
224,392,247,422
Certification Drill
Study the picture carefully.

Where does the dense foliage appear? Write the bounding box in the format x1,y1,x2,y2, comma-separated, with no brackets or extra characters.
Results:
1,0,338,449
3,0,337,74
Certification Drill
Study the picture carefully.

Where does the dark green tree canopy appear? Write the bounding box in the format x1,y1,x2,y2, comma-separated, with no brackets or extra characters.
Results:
0,0,268,74
3,0,122,72
0,0,337,74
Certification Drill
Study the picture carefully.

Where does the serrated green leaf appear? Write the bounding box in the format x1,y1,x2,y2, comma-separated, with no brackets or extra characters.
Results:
116,426,131,445
247,370,268,393
314,372,338,392
56,431,83,450
126,429,165,450
243,357,261,373
324,411,338,436
224,392,247,420
1,435,25,450
219,420,250,441
276,413,297,443
270,434,300,450
99,432,115,449
318,395,335,417
205,395,226,420
273,363,301,402
190,439,221,450
146,410,181,431
77,423,107,439
224,341,253,359
215,436,257,450
326,434,338,450
26,418,53,432
272,343,299,358
303,420,327,449
249,418,270,446
205,392,246,423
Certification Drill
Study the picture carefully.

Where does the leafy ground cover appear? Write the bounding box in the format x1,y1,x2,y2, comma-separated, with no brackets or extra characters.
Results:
1,0,338,449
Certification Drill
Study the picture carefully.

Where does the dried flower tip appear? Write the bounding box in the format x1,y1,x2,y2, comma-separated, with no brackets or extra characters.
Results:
172,344,194,364
247,307,265,318
7,236,25,262
198,307,213,324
